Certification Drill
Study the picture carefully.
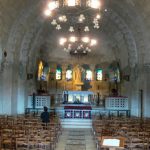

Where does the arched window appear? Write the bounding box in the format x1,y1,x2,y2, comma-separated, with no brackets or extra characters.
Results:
96,68,102,81
86,70,92,80
66,69,73,81
108,62,120,83
56,66,62,80
37,61,49,81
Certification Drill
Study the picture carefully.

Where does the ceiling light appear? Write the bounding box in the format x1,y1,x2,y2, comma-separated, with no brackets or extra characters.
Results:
59,36,97,55
62,15,67,22
74,50,78,53
69,36,77,42
45,0,104,32
56,24,61,30
51,19,57,25
89,0,101,9
59,38,67,45
59,15,67,22
82,37,90,43
94,24,99,28
86,47,91,52
44,9,52,16
68,44,72,49
44,0,102,56
59,16,63,21
67,0,76,6
48,1,58,10
84,26,90,32
90,39,97,46
96,14,101,19
69,26,74,32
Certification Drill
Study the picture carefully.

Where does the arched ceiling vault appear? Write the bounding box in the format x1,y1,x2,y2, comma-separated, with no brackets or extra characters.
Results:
1,0,150,71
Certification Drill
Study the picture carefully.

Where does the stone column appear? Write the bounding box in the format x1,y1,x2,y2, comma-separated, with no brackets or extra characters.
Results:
143,64,150,117
129,65,139,117
62,64,67,90
0,62,13,115
16,62,27,114
90,64,95,91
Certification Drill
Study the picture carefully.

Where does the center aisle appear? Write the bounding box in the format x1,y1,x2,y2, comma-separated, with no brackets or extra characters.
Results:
56,129,96,150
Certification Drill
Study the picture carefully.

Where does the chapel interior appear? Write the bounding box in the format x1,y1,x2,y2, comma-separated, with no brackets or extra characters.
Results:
1,0,150,150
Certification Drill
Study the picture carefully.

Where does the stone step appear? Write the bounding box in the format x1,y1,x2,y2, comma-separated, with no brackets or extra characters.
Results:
61,119,92,128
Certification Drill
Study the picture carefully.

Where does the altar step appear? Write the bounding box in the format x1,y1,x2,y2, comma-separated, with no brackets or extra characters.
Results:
61,119,92,128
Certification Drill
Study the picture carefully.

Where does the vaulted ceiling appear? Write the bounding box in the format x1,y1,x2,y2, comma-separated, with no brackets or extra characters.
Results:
1,0,150,71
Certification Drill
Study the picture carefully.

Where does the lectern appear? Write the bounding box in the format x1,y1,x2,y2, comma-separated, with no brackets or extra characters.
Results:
101,136,125,150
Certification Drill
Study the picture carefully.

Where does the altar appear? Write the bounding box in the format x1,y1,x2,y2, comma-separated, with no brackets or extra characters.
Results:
63,91,94,104
62,91,94,119
64,105,92,119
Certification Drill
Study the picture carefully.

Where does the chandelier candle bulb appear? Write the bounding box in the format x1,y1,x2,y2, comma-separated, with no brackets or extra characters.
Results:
48,1,58,10
82,37,90,43
56,24,61,30
44,9,51,16
96,14,101,19
90,39,97,46
51,19,57,25
67,0,76,6
89,0,101,9
59,38,67,45
69,26,74,32
84,26,90,32
59,16,63,21
69,36,77,42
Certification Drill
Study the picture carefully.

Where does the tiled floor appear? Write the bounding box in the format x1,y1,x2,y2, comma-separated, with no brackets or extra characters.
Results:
56,129,96,150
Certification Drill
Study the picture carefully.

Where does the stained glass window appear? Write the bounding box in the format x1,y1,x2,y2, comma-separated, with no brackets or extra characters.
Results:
66,69,72,80
96,69,102,81
56,67,62,80
86,70,92,80
109,68,120,82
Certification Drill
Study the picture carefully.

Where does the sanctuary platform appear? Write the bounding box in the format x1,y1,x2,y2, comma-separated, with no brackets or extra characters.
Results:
26,91,130,128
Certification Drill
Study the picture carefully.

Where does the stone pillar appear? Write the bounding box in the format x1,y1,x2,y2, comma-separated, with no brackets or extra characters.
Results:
0,63,13,115
129,66,139,117
143,64,150,117
90,64,95,91
17,79,26,114
16,62,27,114
62,64,67,90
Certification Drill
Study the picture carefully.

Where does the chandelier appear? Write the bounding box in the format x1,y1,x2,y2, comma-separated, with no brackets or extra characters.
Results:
59,27,97,55
44,0,104,55
44,0,103,31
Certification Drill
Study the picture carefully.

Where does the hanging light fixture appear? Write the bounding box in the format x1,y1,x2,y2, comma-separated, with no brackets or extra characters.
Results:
44,0,104,31
44,0,105,56
44,0,102,8
58,27,97,55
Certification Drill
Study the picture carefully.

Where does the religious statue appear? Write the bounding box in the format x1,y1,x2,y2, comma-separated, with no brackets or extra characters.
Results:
74,65,83,86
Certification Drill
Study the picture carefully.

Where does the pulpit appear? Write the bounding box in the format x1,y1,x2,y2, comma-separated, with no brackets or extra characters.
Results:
100,136,125,150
